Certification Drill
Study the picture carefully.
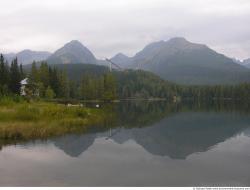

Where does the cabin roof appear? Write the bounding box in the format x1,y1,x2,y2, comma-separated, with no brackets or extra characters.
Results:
20,78,28,85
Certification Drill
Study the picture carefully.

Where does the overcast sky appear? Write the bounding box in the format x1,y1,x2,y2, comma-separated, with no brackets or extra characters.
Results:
0,0,249,60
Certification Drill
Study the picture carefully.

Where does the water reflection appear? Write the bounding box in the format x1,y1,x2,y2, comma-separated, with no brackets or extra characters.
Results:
53,111,250,159
53,133,97,157
1,101,250,157
1,101,250,186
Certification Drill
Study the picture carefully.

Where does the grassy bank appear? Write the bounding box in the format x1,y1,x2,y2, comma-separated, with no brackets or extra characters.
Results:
0,97,110,141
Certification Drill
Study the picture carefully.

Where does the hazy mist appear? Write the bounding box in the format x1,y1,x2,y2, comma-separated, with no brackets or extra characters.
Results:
0,0,249,59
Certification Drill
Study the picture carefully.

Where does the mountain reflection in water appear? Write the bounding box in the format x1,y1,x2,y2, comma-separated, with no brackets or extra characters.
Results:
1,101,250,186
53,110,250,159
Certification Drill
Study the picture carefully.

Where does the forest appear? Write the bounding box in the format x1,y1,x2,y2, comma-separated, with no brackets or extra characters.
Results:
1,53,250,102
0,54,116,101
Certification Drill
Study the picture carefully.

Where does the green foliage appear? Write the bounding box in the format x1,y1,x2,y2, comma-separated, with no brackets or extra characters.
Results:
26,61,70,99
115,70,177,100
45,86,55,99
9,58,22,94
176,83,250,101
2,54,250,102
29,61,39,83
0,101,108,141
0,55,26,96
0,54,9,90
14,105,40,121
19,64,25,79
39,62,50,87
103,73,117,101
0,96,24,106
52,64,109,81
57,70,70,98
77,72,116,101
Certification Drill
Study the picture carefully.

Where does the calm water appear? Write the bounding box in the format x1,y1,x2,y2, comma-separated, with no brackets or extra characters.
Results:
0,101,250,186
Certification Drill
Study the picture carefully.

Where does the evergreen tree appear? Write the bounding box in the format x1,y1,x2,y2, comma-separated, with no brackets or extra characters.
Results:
0,54,10,95
0,54,9,86
58,70,70,98
103,73,117,101
19,64,25,79
9,58,21,94
49,67,60,97
39,62,50,88
30,61,39,83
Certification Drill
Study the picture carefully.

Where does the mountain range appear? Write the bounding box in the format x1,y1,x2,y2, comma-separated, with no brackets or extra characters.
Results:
3,37,250,85
4,50,51,65
111,37,250,85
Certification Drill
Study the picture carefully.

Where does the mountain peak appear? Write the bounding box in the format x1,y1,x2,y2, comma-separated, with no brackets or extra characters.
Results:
19,49,33,53
166,37,190,46
113,53,129,59
68,40,82,44
131,38,249,85
168,37,188,42
165,37,207,51
47,40,97,64
70,40,80,43
111,53,132,67
64,40,85,48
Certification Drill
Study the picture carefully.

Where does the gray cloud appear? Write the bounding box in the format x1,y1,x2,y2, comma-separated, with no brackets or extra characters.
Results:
0,0,250,59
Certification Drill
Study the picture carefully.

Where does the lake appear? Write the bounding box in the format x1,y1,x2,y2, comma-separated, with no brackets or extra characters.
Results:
0,101,250,186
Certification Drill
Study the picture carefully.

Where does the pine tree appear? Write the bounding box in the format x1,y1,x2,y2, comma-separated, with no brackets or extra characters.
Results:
103,73,117,101
39,62,50,88
0,54,4,86
0,54,9,85
9,57,21,94
19,64,25,79
30,61,39,83
49,67,60,97
58,70,70,98
0,54,10,95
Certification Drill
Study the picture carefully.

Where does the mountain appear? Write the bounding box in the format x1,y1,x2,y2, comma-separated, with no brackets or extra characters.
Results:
3,53,16,63
4,50,51,65
243,58,250,68
47,40,97,64
113,37,250,85
110,53,133,68
134,37,250,85
234,58,250,68
23,63,109,81
232,58,243,65
52,64,109,81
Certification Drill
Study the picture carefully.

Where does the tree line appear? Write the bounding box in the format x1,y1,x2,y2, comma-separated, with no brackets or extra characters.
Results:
114,70,178,99
0,54,25,96
0,54,117,101
28,61,117,100
176,84,250,101
1,53,250,101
